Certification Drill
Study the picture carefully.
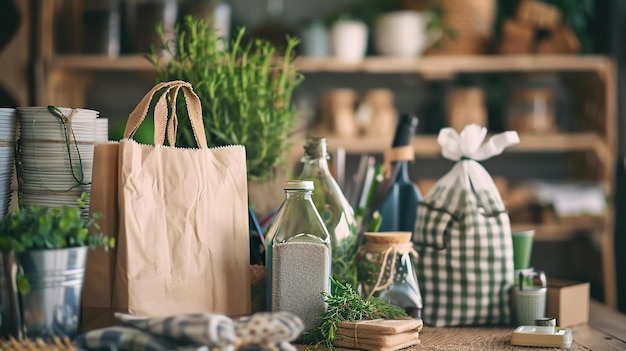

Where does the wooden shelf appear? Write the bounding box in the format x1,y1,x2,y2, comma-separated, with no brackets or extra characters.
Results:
326,132,605,156
295,55,612,78
48,54,155,71
47,54,612,77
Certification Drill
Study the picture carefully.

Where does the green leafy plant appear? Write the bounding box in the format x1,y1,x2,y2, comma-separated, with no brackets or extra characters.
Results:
0,192,114,253
147,16,304,181
426,1,457,50
0,193,114,294
305,278,408,349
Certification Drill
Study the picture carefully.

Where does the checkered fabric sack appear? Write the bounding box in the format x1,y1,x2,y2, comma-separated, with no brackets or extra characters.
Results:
414,125,518,327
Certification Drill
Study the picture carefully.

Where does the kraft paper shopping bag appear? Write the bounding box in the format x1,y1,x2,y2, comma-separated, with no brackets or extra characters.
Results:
114,81,250,317
81,142,119,331
82,80,250,330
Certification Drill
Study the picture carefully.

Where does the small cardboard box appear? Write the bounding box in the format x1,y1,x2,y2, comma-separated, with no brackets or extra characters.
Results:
546,279,590,327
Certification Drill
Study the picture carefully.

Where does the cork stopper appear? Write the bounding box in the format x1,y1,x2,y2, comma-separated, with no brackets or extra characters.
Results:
364,231,412,244
303,137,328,159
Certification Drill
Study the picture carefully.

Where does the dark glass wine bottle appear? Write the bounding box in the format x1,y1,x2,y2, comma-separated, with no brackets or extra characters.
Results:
377,114,422,233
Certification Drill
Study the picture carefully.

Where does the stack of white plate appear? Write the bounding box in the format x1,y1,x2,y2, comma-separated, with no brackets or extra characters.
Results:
16,107,97,215
0,108,17,218
96,117,109,142
0,108,17,142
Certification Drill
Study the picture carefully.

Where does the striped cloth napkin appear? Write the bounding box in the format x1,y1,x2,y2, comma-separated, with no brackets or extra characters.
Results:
73,311,304,351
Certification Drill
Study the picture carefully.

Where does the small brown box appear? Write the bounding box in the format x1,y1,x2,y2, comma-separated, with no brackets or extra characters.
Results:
535,25,580,54
553,25,580,53
546,279,590,327
502,19,535,46
517,0,562,29
499,20,534,54
499,42,532,55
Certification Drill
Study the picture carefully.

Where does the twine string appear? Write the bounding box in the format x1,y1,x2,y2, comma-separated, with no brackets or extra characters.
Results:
351,319,382,349
364,242,419,299
354,321,359,349
21,106,90,194
47,105,87,189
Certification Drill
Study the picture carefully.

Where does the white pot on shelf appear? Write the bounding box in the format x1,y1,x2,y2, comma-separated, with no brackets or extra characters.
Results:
374,10,437,58
330,19,368,63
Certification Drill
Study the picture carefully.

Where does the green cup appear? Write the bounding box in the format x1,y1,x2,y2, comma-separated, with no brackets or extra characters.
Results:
512,230,535,270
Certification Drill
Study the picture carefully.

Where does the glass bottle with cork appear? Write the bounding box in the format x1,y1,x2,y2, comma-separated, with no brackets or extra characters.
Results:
297,137,359,287
264,180,332,332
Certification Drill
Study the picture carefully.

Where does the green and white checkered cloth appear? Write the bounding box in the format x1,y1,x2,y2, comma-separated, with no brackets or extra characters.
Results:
413,125,517,327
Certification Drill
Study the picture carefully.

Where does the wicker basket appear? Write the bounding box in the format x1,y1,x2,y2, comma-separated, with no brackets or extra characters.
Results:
427,0,496,55
251,264,267,313
0,336,75,350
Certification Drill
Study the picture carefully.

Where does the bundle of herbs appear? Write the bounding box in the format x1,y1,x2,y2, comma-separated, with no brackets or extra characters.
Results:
148,16,303,181
305,279,408,349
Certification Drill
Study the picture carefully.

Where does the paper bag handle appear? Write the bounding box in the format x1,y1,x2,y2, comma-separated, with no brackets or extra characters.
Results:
124,80,208,148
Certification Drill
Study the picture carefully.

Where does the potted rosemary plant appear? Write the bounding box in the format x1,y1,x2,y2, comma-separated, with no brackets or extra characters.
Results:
0,193,113,339
147,16,303,214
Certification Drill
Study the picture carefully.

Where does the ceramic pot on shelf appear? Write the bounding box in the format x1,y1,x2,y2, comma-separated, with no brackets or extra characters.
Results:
330,19,368,63
359,89,398,138
445,87,488,132
313,89,359,138
374,10,438,58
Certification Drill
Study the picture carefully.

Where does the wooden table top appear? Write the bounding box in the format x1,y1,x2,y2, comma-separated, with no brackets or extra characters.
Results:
573,300,626,350
298,300,626,351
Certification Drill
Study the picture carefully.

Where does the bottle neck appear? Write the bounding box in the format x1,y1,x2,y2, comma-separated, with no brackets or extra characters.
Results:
301,154,331,171
397,159,409,177
285,189,312,200
301,138,334,178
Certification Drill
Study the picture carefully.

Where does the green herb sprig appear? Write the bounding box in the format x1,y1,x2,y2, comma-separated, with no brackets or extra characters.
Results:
148,16,303,181
305,278,408,349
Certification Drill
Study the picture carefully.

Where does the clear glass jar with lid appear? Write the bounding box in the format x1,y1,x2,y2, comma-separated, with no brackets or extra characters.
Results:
264,180,332,332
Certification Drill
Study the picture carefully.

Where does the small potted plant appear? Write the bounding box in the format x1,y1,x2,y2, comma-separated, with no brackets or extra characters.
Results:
0,193,114,339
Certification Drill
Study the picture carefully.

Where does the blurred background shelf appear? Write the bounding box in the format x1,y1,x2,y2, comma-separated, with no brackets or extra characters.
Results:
326,132,607,156
48,54,154,71
295,55,613,78
46,54,613,76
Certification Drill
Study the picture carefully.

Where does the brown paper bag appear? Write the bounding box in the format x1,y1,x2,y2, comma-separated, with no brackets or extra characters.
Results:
82,80,250,329
81,143,120,331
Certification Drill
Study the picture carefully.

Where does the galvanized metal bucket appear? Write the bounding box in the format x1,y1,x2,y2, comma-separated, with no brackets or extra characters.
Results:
0,251,21,339
17,247,87,339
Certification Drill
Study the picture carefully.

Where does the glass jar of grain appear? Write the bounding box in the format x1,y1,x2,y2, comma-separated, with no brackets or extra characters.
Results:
264,180,332,332
506,88,556,133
